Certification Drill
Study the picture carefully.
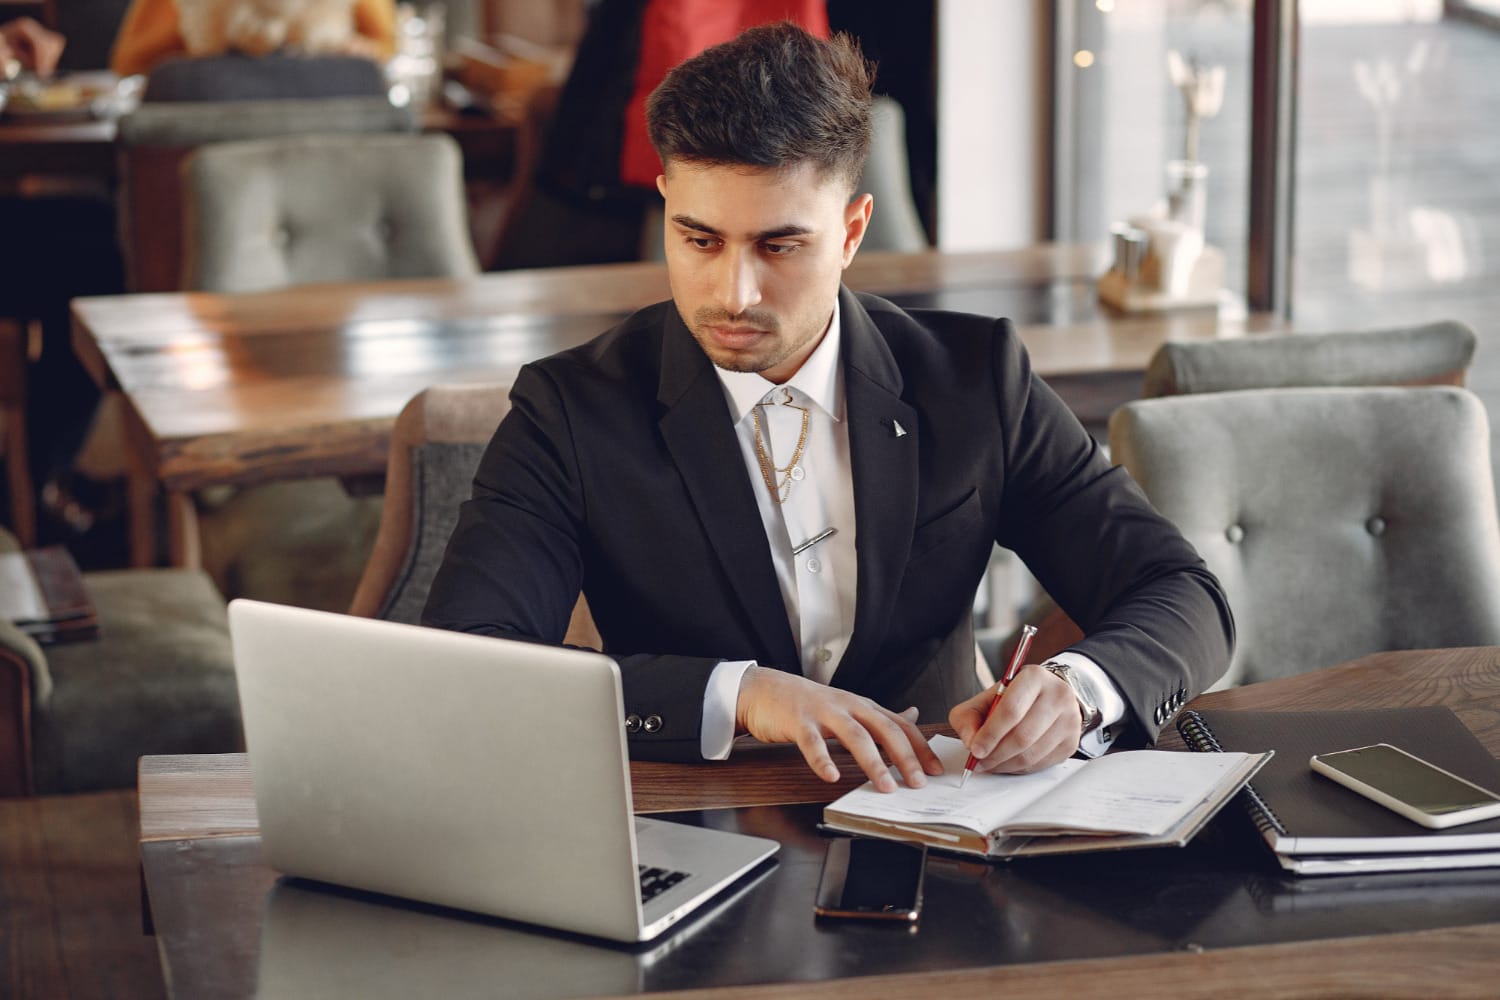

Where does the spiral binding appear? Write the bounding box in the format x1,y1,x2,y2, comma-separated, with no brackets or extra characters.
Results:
1177,710,1288,838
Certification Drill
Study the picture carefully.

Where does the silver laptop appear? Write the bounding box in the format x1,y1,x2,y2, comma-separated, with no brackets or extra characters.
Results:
228,599,779,943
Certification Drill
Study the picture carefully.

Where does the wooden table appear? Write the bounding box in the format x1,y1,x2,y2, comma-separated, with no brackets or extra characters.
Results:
72,246,1282,566
1,790,164,998
0,103,514,187
0,117,120,184
135,646,1500,999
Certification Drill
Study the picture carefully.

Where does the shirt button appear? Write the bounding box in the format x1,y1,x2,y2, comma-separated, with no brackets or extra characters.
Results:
815,648,832,663
789,466,805,481
806,557,821,573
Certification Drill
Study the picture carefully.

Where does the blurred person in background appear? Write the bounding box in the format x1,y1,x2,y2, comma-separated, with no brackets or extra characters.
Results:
110,0,396,77
1,17,66,77
0,18,125,550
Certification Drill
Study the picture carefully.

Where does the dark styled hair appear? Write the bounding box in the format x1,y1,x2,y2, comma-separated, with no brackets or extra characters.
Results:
646,21,874,192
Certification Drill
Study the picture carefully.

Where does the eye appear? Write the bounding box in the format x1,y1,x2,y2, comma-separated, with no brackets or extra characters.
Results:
762,242,799,256
684,235,720,251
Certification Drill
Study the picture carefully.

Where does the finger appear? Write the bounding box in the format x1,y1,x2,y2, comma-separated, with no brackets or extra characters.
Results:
890,705,945,776
793,725,842,784
948,687,997,743
968,681,1040,761
974,685,1079,774
980,710,1077,774
984,719,1080,773
826,716,900,792
853,707,936,787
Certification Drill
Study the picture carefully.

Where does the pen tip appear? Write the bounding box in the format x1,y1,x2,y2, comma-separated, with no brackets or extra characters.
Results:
959,770,970,789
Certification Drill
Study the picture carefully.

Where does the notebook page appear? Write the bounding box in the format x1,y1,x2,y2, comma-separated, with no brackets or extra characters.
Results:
828,736,1088,836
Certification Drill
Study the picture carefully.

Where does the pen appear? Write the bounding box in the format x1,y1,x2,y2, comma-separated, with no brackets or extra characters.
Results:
959,623,1037,788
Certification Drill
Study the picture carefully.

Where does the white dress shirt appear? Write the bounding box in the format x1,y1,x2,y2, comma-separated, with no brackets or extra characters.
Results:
696,302,1124,761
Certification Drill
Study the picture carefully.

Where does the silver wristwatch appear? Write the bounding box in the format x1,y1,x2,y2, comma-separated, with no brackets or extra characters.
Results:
1042,660,1103,734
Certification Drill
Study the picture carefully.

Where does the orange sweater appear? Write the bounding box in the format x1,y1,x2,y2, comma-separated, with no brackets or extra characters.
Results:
110,0,396,77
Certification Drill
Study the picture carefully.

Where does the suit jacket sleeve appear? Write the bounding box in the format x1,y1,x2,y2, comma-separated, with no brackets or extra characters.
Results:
422,363,715,762
987,321,1235,745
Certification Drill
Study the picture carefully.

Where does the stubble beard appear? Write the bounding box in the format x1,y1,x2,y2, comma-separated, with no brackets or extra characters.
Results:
691,306,790,374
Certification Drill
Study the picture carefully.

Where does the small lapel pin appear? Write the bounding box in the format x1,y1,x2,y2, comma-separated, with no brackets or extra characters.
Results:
892,419,907,438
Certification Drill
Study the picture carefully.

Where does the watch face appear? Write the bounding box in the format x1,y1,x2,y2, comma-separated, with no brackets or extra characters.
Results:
1048,663,1100,731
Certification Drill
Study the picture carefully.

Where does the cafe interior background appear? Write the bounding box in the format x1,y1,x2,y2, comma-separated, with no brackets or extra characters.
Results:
4,0,1499,610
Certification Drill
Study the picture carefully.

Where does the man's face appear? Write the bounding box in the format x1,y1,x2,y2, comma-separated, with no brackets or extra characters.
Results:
657,161,871,385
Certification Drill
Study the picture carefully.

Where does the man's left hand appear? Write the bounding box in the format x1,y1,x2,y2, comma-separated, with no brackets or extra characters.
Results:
948,664,1081,774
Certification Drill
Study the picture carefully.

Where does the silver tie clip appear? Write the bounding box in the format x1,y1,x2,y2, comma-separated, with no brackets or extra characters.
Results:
792,527,838,555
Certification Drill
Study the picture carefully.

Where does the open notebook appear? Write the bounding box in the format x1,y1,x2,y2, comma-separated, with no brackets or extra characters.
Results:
229,600,778,942
824,734,1268,859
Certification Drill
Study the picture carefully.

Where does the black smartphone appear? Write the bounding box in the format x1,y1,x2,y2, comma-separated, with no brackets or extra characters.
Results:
814,836,926,922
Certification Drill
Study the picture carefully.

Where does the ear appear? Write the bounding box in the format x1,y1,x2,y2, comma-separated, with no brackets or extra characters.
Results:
841,193,873,268
655,174,668,199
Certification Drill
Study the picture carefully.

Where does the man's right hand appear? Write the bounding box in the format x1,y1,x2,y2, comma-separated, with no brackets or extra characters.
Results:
735,665,944,792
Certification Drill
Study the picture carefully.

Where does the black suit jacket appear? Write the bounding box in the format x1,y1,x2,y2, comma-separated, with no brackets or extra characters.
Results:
423,288,1234,759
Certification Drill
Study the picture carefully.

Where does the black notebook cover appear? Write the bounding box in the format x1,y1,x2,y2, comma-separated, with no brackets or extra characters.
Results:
1177,706,1500,856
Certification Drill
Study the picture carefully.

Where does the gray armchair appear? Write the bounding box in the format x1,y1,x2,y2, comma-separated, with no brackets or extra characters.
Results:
990,321,1483,676
116,96,417,292
1109,386,1500,688
181,132,478,292
0,529,239,795
349,383,599,646
1142,321,1476,397
175,132,478,610
856,96,929,253
142,53,390,103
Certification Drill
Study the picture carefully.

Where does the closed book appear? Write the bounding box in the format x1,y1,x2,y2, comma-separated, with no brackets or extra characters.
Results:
1177,706,1500,871
0,547,98,644
822,735,1268,859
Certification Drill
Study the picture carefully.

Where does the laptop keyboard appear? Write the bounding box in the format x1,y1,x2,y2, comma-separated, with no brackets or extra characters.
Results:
639,864,690,902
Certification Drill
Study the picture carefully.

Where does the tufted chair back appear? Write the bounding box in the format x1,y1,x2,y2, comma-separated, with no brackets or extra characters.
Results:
1143,321,1476,398
117,96,417,292
181,132,479,292
142,53,391,103
1110,386,1500,689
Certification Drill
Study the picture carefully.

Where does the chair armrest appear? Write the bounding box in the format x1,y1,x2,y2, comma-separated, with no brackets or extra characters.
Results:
0,618,50,796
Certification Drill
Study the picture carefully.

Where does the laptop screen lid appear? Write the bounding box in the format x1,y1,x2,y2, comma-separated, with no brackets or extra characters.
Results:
229,599,773,943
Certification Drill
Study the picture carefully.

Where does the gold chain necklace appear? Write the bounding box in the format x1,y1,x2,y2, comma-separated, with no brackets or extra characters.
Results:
752,388,809,505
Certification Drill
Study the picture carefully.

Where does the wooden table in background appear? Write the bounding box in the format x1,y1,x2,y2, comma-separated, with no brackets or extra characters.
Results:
134,647,1500,999
72,245,1282,567
0,103,514,187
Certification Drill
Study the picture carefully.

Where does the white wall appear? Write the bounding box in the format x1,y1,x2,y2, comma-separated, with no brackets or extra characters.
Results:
936,0,1051,249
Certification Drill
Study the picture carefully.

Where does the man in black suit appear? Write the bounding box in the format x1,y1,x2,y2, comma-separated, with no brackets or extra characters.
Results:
424,22,1233,792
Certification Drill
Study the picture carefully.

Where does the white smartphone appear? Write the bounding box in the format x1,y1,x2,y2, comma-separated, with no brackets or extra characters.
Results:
1310,743,1500,829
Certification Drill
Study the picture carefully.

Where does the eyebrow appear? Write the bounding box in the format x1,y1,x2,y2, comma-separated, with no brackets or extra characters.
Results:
670,214,814,242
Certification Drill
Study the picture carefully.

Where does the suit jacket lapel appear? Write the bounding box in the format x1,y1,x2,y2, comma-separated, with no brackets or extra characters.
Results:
656,310,801,670
834,287,919,686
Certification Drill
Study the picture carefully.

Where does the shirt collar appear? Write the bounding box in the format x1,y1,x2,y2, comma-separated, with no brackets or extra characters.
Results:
715,297,844,425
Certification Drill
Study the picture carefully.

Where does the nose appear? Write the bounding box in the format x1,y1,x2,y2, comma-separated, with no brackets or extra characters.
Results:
715,245,762,317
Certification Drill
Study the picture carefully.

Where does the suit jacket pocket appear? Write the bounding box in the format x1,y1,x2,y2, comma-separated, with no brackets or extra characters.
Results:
908,488,983,562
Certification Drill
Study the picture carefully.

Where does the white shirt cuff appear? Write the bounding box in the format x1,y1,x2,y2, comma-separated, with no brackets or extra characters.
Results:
1044,650,1125,759
701,659,757,760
